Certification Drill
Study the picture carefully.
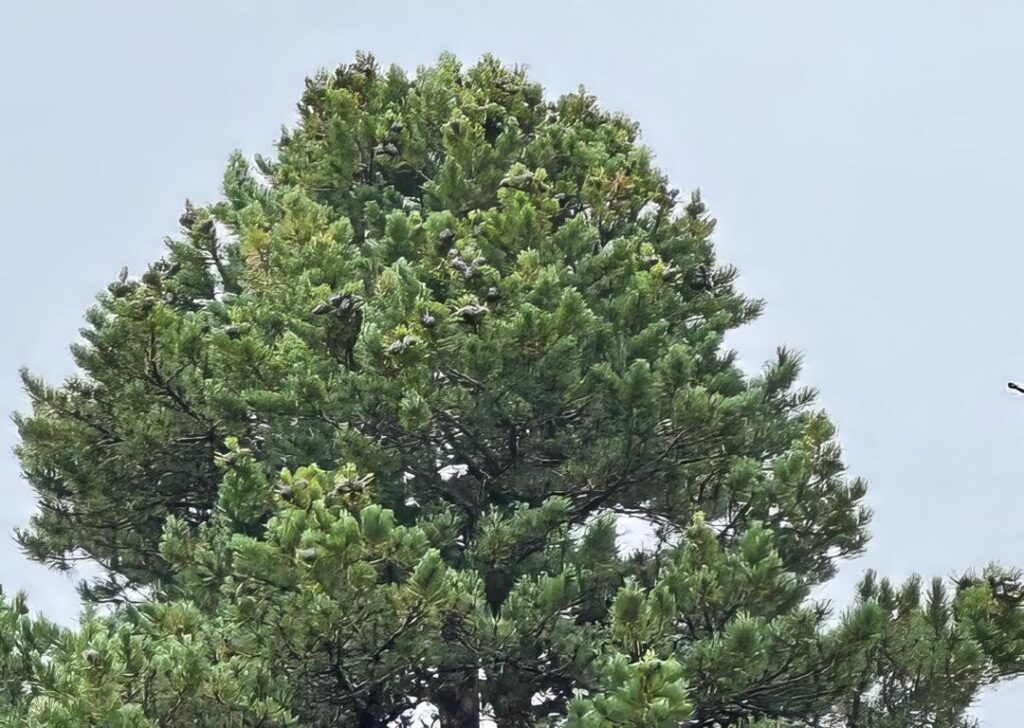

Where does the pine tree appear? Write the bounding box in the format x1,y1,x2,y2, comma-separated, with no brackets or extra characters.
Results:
4,52,1023,726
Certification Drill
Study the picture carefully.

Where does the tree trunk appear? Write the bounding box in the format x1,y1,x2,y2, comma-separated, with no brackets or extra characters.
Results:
434,669,480,728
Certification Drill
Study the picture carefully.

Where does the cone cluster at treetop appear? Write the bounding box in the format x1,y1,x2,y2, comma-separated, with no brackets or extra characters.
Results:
3,52,1022,727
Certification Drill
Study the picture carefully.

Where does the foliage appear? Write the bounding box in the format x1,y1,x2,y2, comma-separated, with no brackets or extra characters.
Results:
3,53,1022,726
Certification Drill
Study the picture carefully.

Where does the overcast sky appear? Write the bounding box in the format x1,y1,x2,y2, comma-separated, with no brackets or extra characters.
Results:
1,0,1022,721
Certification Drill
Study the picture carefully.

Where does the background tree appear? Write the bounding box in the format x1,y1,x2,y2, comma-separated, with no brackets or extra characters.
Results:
5,53,1024,726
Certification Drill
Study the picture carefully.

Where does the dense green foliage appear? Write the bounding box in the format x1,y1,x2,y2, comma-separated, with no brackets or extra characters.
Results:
4,53,1023,726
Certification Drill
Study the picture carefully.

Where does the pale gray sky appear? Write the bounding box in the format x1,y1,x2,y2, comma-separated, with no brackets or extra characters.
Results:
1,1,1022,721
